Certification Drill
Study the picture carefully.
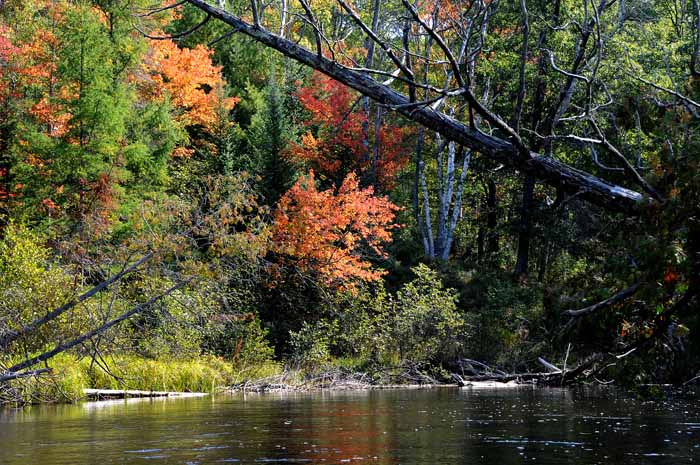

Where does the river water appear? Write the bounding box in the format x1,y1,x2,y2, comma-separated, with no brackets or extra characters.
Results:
0,387,698,464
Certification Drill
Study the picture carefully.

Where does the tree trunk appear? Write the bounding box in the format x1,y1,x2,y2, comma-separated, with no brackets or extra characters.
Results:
514,175,535,277
486,179,499,259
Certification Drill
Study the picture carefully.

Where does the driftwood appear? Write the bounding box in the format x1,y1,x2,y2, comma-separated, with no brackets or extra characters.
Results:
537,357,562,373
83,389,207,400
453,353,607,387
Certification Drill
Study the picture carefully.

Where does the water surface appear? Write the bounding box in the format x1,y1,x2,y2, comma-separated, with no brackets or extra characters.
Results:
1,387,698,464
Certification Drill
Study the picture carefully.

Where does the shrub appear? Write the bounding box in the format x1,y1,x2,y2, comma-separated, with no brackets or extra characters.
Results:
288,319,339,370
330,264,466,366
0,224,78,353
389,264,465,364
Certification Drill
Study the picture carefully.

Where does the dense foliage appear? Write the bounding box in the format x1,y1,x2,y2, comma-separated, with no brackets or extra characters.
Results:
1,0,700,399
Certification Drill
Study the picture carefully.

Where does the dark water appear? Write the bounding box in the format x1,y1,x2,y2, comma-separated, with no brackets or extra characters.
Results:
1,387,699,464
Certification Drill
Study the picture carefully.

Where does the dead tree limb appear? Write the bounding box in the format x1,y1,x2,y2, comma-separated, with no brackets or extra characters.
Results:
5,279,190,374
135,14,211,40
0,368,53,383
0,252,153,349
563,282,640,318
459,352,607,386
630,72,700,110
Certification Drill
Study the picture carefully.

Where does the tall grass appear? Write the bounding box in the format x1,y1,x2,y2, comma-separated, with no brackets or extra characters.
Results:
1,353,282,404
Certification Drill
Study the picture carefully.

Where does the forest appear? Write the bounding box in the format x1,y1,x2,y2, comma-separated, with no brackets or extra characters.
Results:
1,0,699,403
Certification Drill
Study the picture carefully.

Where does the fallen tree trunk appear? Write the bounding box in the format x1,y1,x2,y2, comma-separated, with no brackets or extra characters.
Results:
184,0,647,214
0,252,153,349
4,279,190,374
454,353,607,387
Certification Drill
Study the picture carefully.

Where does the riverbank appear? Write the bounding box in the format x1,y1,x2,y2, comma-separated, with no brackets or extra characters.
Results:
6,353,696,405
1,355,468,404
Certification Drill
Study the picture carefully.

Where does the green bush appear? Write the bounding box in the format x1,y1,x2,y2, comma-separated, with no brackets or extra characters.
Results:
389,265,465,364
288,319,339,370
0,224,79,353
305,265,466,368
230,317,277,370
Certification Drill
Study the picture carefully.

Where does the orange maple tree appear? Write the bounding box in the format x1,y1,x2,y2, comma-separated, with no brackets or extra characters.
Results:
288,72,411,189
140,37,238,131
272,170,400,291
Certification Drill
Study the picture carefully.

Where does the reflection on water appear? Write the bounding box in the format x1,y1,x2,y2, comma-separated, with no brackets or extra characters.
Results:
1,387,699,464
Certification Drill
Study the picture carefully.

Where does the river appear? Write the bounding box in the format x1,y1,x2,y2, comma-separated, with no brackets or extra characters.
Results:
0,387,698,464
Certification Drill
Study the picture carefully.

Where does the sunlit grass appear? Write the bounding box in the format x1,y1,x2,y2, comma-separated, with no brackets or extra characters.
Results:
1,353,283,404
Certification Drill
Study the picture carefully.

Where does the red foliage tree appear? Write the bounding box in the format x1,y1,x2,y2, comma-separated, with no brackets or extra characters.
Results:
272,170,400,291
288,72,412,189
0,25,20,108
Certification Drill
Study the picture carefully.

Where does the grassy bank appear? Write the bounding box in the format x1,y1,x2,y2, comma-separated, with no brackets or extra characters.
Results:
1,353,452,404
1,354,282,404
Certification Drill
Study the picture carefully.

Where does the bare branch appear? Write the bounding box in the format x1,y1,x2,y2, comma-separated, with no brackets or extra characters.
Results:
251,0,260,26
337,0,416,92
298,0,322,57
0,253,153,349
629,72,700,110
591,144,624,172
135,14,211,40
6,279,191,374
137,0,187,18
589,118,663,201
563,282,640,318
401,0,529,157
0,368,53,383
512,0,530,131
546,49,589,83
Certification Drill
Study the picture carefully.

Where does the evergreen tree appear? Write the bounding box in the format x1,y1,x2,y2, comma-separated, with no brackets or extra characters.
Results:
252,71,296,205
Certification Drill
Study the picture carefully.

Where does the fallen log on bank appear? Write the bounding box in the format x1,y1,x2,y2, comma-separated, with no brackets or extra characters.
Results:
452,353,607,387
83,389,208,400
